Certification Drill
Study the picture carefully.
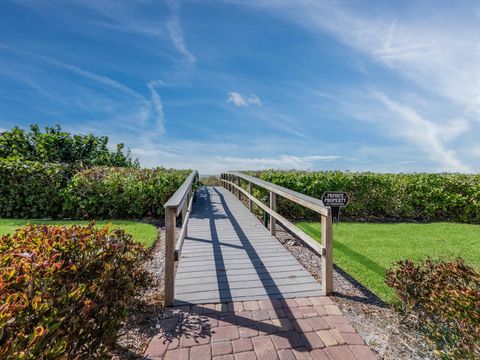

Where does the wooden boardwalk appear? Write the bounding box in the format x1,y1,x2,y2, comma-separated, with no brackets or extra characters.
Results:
174,186,323,305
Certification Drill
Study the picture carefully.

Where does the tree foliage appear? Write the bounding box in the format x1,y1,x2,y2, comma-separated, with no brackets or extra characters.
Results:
0,124,138,167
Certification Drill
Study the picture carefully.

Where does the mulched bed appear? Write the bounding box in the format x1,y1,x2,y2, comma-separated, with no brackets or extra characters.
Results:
111,221,167,360
274,224,436,359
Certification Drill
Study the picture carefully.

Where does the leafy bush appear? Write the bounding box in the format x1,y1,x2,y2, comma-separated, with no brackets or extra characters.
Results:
63,167,191,218
386,259,480,359
247,170,480,223
0,224,149,359
0,158,73,218
0,124,138,167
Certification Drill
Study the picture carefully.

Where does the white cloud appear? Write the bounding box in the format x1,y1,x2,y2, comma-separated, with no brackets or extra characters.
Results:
227,92,262,107
166,0,196,64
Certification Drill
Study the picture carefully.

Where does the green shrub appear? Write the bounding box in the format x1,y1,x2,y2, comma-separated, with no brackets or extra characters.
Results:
63,167,191,219
386,259,480,359
0,124,138,167
0,158,73,218
0,224,149,359
247,170,480,223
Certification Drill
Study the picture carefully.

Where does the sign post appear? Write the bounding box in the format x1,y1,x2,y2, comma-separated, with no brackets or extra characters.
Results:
321,192,349,223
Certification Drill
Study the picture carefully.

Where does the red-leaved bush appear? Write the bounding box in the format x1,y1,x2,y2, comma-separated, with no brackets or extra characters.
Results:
386,259,480,359
0,224,149,359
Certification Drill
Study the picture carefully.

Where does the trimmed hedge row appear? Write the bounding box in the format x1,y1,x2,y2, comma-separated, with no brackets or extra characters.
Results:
0,159,74,218
0,159,190,219
247,170,480,223
0,224,149,359
63,167,191,219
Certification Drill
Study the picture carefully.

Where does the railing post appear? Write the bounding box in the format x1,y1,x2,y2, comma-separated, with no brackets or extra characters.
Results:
236,176,240,199
321,209,333,295
248,181,252,212
164,207,177,306
269,191,276,236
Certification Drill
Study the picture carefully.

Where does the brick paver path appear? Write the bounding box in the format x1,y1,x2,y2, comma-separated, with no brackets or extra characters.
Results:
144,297,377,359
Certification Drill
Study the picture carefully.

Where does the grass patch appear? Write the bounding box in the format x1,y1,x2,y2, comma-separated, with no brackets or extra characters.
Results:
297,221,480,303
0,219,158,248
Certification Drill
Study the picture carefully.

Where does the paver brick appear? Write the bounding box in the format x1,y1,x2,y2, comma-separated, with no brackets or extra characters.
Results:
234,351,257,360
271,318,294,332
292,319,313,333
256,320,276,335
270,334,292,350
285,308,304,320
212,325,240,343
165,348,189,360
180,333,210,348
278,349,296,360
324,305,343,316
349,345,377,360
317,330,339,347
301,331,325,350
324,345,357,360
298,306,318,318
309,349,329,359
308,297,334,306
307,316,329,331
251,309,270,321
239,326,259,338
313,305,328,316
252,336,279,360
341,333,365,345
144,336,169,358
233,302,244,312
268,308,287,319
218,314,237,327
212,342,233,356
292,347,312,359
294,298,312,307
331,329,346,345
283,298,299,308
189,344,211,360
243,301,260,311
236,311,254,327
214,355,235,360
233,338,254,353
337,324,356,333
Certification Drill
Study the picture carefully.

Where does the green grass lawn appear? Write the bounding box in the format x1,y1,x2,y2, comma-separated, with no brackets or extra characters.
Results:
0,219,158,248
297,221,480,303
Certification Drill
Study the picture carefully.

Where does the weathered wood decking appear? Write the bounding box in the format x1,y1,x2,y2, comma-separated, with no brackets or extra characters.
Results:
174,186,323,305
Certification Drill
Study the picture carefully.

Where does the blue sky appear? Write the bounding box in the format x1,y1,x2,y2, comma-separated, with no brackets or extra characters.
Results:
1,0,480,174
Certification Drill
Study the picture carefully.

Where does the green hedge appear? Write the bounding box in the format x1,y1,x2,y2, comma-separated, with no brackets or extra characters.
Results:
0,159,190,219
63,167,191,218
0,159,73,218
247,170,480,223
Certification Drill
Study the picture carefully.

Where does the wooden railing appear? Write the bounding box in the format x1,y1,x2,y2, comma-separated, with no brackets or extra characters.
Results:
220,172,333,295
163,170,198,306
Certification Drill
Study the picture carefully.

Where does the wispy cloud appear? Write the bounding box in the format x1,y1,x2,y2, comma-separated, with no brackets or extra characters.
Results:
359,89,469,172
147,80,166,134
216,154,338,170
166,0,196,64
227,92,262,107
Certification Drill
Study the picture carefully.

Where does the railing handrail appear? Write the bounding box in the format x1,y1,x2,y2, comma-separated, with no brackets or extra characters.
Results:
220,171,333,296
165,170,199,214
225,171,329,216
163,170,199,307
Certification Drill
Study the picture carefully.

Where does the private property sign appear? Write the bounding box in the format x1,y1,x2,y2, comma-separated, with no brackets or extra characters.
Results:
321,192,349,222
